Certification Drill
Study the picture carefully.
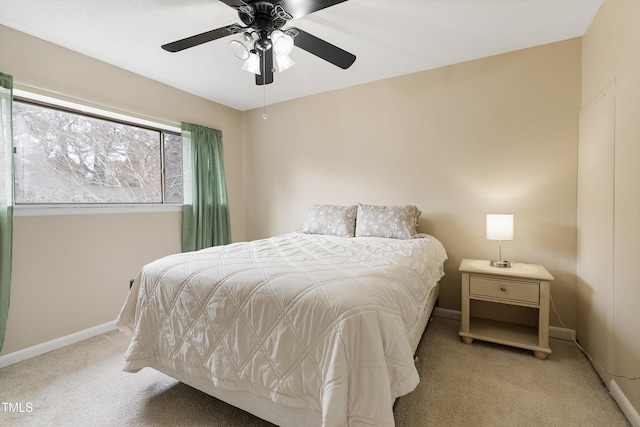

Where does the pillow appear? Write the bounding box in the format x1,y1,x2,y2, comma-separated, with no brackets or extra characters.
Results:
299,204,358,237
355,204,421,239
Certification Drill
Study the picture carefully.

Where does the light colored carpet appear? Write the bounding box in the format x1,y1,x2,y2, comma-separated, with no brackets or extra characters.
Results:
0,316,629,426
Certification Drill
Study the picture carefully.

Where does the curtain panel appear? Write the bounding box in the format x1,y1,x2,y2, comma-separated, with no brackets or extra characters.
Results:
0,72,14,351
181,122,231,252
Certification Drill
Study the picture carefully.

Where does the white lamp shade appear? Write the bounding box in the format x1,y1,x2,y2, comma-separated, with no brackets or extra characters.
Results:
486,214,514,241
274,54,295,72
271,30,294,56
241,52,261,75
229,40,250,60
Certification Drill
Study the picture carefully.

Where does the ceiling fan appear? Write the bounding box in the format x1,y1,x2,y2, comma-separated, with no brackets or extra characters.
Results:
161,0,356,85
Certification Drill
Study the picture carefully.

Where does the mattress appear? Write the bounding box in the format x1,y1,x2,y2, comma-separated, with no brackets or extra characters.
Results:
117,232,447,426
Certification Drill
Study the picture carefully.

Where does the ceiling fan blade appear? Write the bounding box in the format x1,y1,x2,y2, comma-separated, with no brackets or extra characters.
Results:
291,27,355,69
279,0,348,20
256,48,274,85
218,0,249,8
162,23,243,52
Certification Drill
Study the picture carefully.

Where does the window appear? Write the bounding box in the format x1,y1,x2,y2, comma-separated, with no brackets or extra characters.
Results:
12,97,182,205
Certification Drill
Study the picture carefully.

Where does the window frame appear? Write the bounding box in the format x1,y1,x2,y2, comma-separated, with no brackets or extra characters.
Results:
12,89,183,217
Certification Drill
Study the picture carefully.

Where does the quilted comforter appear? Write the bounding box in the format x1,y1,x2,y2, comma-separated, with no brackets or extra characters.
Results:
116,232,447,426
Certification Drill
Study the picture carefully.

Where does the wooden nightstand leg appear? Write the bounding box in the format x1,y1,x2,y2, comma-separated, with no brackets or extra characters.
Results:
460,272,471,331
459,272,473,345
538,280,551,352
533,351,548,360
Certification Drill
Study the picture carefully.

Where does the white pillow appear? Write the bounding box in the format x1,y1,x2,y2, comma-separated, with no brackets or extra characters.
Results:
355,204,421,239
299,204,358,237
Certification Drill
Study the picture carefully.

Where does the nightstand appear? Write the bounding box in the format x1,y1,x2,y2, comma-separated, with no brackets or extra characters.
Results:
458,259,554,359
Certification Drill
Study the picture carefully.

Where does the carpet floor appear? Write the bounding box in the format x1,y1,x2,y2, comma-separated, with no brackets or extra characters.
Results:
0,316,630,426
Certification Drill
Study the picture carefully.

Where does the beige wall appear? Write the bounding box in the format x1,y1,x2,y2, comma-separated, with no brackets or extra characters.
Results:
580,0,640,417
0,26,584,362
243,39,582,325
0,25,245,355
8,212,181,353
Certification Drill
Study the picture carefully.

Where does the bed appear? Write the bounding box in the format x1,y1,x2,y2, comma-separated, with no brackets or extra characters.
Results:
116,204,447,426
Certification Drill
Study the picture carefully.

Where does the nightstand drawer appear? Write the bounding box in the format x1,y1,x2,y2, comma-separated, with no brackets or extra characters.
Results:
469,276,539,305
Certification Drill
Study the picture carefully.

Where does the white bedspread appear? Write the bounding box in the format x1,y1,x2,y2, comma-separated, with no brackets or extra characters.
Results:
116,232,447,426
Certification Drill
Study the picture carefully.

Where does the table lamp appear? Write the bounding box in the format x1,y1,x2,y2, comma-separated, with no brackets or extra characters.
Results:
486,214,513,268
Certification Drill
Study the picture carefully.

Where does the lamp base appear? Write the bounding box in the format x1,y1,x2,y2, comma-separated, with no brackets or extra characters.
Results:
490,260,511,268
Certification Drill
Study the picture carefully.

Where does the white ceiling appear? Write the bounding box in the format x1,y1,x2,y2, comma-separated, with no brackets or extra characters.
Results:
0,0,604,111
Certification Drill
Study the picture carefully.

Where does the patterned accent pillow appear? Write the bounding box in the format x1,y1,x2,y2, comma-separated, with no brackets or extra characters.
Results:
355,204,422,239
299,204,358,237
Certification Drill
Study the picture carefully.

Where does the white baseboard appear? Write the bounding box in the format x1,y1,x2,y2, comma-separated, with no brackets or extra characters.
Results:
433,307,461,321
0,320,117,369
432,307,577,341
549,325,577,341
610,379,640,427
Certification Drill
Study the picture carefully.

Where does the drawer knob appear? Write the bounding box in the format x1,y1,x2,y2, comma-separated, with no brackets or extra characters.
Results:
500,285,507,292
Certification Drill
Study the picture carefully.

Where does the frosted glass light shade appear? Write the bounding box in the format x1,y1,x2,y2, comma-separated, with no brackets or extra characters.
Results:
229,39,250,60
275,54,295,72
242,52,261,75
486,214,514,241
271,30,294,56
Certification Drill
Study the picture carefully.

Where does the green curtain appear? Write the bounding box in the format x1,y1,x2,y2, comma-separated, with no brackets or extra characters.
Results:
0,72,14,351
181,122,231,252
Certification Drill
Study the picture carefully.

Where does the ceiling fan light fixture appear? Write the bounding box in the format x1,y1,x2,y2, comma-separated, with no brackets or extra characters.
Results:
242,51,261,75
229,39,250,60
271,30,294,56
229,32,257,60
275,54,295,72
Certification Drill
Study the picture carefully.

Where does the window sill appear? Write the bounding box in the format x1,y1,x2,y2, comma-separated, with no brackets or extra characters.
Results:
14,204,183,217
